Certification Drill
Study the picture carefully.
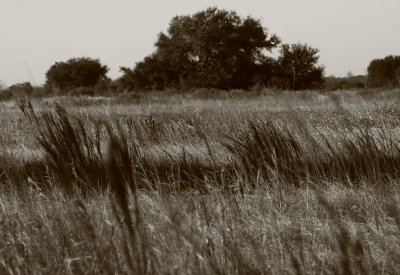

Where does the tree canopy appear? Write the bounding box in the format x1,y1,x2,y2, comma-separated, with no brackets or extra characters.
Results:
274,43,325,90
367,55,400,87
46,57,109,91
121,7,281,90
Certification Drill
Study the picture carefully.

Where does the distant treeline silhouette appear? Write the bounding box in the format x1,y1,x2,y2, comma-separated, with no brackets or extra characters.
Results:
1,8,398,97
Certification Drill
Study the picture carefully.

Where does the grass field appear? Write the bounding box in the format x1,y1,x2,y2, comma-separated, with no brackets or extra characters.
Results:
1,88,400,274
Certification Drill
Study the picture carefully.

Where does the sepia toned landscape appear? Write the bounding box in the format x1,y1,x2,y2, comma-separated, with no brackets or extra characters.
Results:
1,3,400,274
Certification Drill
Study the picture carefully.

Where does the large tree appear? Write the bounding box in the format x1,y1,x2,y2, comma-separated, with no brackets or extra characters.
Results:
367,55,400,87
275,43,325,90
46,57,109,91
121,7,280,90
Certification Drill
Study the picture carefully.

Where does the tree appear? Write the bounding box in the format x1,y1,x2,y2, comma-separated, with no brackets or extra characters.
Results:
275,43,325,90
367,55,400,87
46,57,109,91
121,7,280,90
120,54,177,90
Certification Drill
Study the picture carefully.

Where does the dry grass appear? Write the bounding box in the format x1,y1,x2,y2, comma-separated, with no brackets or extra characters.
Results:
1,89,400,274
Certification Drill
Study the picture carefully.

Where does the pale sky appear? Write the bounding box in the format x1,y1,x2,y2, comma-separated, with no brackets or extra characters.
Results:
1,0,399,86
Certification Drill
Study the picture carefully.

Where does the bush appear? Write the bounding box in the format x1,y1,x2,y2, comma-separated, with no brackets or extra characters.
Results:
46,57,109,92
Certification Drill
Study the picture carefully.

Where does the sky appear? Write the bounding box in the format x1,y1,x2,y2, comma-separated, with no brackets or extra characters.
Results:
1,0,399,86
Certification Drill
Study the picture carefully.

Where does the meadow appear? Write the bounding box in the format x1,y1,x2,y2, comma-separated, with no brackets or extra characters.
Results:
1,88,400,274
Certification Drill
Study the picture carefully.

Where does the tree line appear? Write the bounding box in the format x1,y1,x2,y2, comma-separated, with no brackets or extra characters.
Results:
1,7,399,97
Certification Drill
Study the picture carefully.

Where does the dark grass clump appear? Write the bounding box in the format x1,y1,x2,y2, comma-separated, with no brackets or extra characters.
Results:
14,98,225,192
16,97,105,191
225,119,400,186
318,126,400,183
38,106,105,189
224,120,307,186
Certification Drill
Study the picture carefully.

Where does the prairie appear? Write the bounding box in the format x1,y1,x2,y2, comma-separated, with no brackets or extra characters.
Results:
1,88,400,274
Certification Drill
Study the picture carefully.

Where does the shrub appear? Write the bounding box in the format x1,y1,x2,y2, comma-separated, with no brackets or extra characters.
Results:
45,57,109,92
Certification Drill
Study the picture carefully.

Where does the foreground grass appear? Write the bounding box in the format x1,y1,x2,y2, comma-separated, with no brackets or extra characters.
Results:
1,178,400,274
1,89,400,273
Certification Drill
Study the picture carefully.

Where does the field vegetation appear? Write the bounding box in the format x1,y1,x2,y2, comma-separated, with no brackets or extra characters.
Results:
1,88,400,274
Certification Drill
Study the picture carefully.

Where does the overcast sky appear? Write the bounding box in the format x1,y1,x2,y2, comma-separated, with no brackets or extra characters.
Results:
1,0,399,86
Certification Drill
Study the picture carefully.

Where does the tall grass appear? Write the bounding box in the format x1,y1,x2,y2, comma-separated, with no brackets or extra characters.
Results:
226,119,400,186
11,97,400,191
1,94,400,273
15,98,226,192
16,97,105,191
